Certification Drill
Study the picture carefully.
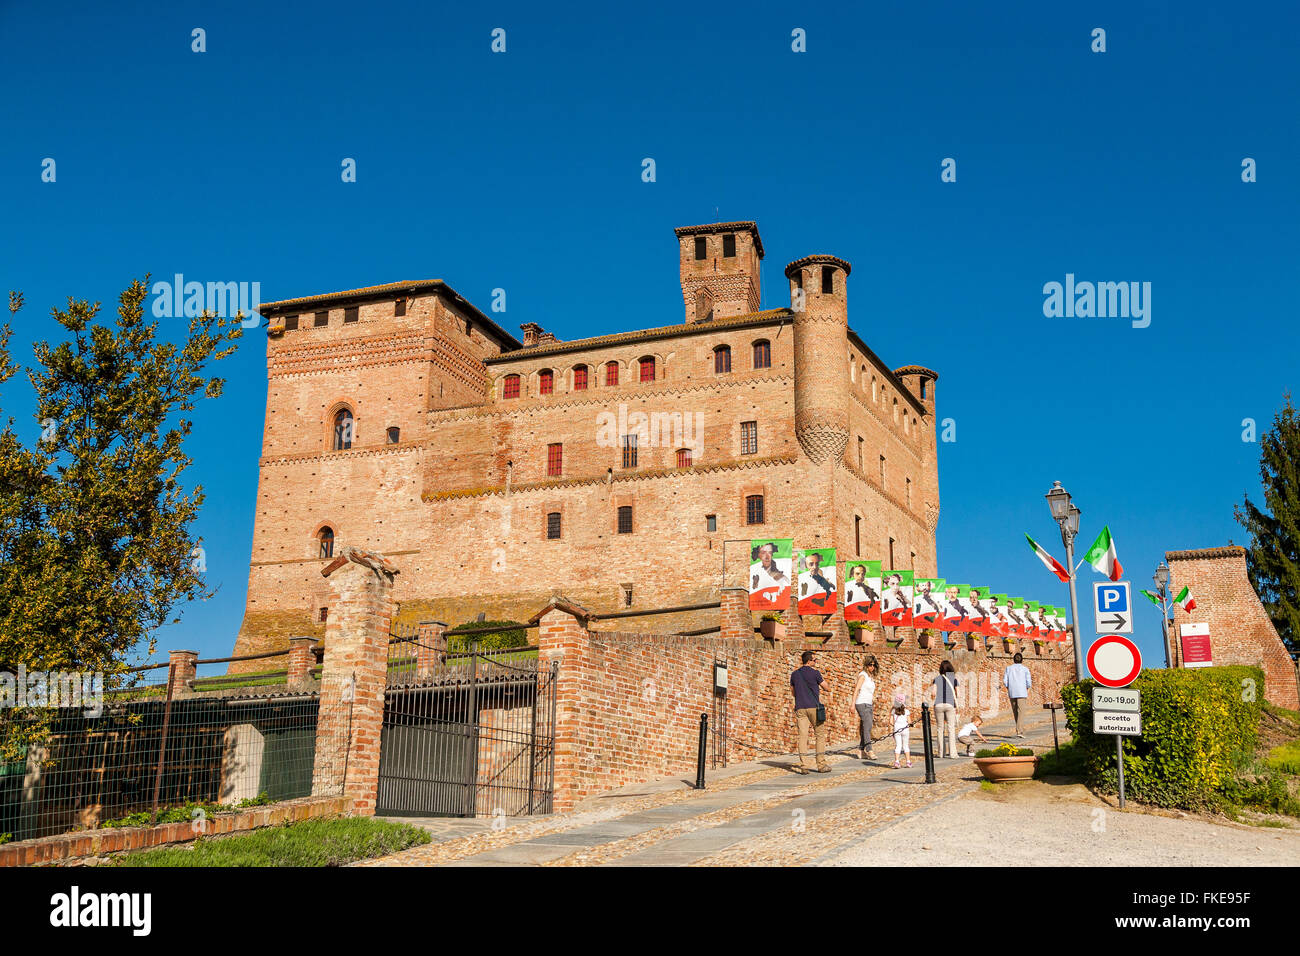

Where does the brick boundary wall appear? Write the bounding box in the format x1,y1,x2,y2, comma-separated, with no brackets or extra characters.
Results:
537,599,1072,810
0,795,350,867
1167,546,1300,710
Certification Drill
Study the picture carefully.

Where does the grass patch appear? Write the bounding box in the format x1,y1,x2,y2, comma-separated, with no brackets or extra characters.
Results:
1266,740,1300,775
117,816,431,867
979,780,999,793
1263,702,1300,727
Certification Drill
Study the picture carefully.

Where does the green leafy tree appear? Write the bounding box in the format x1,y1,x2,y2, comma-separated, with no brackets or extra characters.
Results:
1235,393,1300,653
0,279,242,692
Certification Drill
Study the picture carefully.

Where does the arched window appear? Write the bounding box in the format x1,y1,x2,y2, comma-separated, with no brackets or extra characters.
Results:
605,361,619,387
538,369,554,395
871,377,878,402
332,409,353,450
503,374,521,399
386,426,400,444
920,379,928,399
677,448,693,468
573,365,588,391
714,345,731,374
318,527,335,559
893,398,899,423
639,356,656,383
753,340,771,369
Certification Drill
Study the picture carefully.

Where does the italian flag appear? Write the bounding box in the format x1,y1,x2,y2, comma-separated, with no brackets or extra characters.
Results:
1140,589,1163,608
1083,526,1123,581
1025,534,1070,582
1174,585,1196,613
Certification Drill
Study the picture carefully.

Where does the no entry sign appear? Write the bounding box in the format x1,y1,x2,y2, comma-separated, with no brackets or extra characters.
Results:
1087,634,1142,687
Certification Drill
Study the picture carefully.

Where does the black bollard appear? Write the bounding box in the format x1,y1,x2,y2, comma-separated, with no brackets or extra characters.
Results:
695,713,709,790
920,702,936,783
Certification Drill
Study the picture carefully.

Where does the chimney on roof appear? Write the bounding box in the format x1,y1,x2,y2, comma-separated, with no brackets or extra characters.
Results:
674,221,765,324
520,322,542,347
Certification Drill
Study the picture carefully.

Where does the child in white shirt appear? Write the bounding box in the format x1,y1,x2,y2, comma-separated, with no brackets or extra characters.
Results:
891,693,912,769
957,715,989,756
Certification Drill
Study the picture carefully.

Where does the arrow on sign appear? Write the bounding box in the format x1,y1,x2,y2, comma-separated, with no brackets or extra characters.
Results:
1100,614,1127,629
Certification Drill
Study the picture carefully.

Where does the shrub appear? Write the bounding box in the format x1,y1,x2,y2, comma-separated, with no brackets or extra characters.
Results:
446,620,529,653
1061,666,1264,810
1266,741,1300,775
1035,740,1089,778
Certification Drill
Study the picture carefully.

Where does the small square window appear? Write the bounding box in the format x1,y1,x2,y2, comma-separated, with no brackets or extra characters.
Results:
395,298,407,317
677,448,693,468
706,514,717,533
741,421,758,456
547,443,563,477
621,584,633,607
387,426,400,444
547,512,562,540
314,311,329,327
621,435,638,469
722,234,736,258
617,505,633,534
745,495,765,525
319,607,329,623
284,314,299,331
344,306,359,324
694,237,707,260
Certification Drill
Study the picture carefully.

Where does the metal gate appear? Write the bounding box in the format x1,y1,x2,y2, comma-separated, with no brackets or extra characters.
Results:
377,630,557,818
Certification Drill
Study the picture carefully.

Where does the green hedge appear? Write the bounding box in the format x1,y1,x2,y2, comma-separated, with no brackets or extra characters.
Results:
446,620,529,653
1061,666,1264,810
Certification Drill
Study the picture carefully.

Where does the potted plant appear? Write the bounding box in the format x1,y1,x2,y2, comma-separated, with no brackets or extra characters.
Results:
847,621,870,644
1033,638,1046,656
1002,636,1017,654
973,743,1039,782
965,632,980,651
917,628,936,650
759,611,786,640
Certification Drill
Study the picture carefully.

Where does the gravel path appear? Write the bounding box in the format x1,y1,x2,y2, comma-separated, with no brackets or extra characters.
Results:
824,781,1300,866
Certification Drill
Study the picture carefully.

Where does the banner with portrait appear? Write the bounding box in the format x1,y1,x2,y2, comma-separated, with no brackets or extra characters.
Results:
938,583,964,632
1052,606,1068,642
843,559,882,622
1025,601,1042,639
991,594,1012,638
796,547,838,615
749,538,793,611
1010,598,1031,638
968,586,995,635
912,577,944,627
880,569,914,627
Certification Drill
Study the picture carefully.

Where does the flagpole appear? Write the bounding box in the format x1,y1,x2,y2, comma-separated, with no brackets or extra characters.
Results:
1064,530,1085,680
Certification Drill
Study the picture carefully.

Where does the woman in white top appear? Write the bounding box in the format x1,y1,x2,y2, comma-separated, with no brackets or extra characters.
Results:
851,655,880,761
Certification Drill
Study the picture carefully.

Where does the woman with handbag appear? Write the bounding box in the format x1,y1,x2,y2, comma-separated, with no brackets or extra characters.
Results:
851,655,879,761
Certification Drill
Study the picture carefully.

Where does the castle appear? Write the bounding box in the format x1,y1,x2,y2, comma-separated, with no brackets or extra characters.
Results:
232,221,941,658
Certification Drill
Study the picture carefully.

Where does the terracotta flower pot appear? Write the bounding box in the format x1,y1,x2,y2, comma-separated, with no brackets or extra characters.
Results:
965,635,979,651
917,632,933,650
973,755,1039,782
1033,640,1046,656
1002,639,1017,654
760,619,784,639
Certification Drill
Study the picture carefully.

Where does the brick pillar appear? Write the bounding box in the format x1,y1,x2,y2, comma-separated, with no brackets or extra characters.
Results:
168,650,197,697
415,621,448,677
785,585,806,642
827,609,850,645
311,548,398,815
720,588,751,641
287,637,316,686
531,596,594,813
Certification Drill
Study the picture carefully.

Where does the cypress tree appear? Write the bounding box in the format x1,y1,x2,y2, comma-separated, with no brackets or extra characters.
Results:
1235,393,1300,653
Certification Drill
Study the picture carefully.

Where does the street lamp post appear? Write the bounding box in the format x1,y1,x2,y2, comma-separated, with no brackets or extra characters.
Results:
1046,481,1086,680
1154,561,1173,669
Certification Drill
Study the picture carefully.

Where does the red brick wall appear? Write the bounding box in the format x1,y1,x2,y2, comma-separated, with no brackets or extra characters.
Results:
1167,546,1299,709
539,616,1070,810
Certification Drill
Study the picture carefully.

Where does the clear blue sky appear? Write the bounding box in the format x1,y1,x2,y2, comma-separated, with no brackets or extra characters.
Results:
1,1,1296,674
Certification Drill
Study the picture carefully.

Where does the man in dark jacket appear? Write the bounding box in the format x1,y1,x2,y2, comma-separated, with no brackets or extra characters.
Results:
791,651,831,774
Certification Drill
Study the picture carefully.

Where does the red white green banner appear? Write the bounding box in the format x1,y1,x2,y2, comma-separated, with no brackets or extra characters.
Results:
796,548,838,615
880,570,914,627
912,578,944,627
843,560,882,622
748,538,792,611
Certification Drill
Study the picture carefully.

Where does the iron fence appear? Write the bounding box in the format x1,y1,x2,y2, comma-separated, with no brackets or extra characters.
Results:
0,670,319,844
378,629,556,818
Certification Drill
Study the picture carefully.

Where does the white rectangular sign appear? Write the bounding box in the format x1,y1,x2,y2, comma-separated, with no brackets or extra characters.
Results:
1092,686,1140,712
1093,581,1134,634
1093,710,1141,735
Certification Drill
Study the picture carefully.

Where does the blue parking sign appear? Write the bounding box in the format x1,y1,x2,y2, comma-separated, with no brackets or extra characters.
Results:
1093,581,1133,633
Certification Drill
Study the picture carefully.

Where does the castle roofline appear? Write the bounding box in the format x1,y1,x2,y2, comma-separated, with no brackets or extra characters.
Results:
1166,546,1246,561
257,279,522,350
785,254,852,278
893,365,939,381
674,221,764,258
486,308,794,364
847,328,930,418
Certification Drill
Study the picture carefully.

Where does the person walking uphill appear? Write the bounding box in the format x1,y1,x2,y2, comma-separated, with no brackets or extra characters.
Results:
791,651,832,774
931,660,959,758
1003,653,1032,737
